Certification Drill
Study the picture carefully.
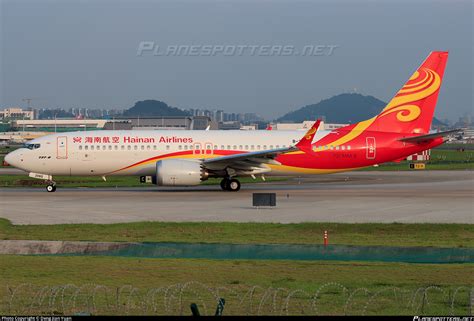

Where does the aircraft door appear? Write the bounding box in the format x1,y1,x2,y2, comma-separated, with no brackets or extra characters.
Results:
366,137,376,160
56,136,68,159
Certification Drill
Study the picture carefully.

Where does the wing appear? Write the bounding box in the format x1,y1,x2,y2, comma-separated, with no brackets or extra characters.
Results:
203,146,298,176
202,120,321,176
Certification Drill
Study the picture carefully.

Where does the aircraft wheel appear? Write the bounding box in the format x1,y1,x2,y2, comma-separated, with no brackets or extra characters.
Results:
228,179,241,192
220,178,228,191
46,184,56,193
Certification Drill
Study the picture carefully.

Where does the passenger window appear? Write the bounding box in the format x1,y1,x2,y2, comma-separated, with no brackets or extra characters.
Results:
270,145,273,149
251,145,255,150
147,145,150,150
214,145,218,150
342,146,345,150
227,145,231,150
128,145,131,150
347,146,351,150
97,145,100,150
115,145,118,150
109,145,112,150
91,146,95,150
220,145,224,150
239,145,243,150
178,145,182,150
85,145,89,150
166,145,170,150
184,145,188,150
141,145,144,150
336,146,340,150
263,145,267,150
102,145,106,150
276,145,279,149
233,145,237,150
257,145,260,150
245,145,249,150
79,145,83,150
134,145,138,150
121,145,125,150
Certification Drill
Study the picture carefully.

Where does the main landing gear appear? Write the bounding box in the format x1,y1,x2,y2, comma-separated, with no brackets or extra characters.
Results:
46,181,57,193
220,178,241,192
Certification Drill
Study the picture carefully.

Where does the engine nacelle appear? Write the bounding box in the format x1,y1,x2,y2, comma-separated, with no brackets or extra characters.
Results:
156,159,208,186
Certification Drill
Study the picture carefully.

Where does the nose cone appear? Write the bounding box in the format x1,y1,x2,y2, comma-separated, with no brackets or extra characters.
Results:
4,150,20,168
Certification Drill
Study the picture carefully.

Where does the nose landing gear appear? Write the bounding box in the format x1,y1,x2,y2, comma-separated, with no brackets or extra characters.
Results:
46,180,57,192
26,172,57,192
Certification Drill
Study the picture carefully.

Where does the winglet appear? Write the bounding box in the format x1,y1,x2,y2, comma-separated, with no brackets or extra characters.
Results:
296,119,321,150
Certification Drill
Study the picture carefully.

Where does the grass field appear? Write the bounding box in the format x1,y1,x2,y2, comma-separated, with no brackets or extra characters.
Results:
360,162,474,171
1,218,472,315
360,149,474,171
0,256,472,315
1,219,472,248
0,175,286,188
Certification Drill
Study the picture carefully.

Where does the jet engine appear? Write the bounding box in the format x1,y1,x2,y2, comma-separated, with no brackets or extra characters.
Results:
156,159,209,186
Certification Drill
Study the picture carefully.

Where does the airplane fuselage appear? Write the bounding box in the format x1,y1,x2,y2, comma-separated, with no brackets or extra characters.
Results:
6,129,442,177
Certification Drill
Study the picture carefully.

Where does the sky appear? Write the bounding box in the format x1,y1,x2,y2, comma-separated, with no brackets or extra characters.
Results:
1,0,472,121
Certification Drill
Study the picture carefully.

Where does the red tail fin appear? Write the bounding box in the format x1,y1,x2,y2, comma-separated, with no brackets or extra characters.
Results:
311,53,448,150
370,51,448,134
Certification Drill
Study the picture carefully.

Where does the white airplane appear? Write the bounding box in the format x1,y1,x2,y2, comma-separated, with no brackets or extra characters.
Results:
5,52,454,192
4,127,317,192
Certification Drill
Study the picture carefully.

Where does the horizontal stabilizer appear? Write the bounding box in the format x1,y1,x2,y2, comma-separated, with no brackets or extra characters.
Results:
398,129,462,143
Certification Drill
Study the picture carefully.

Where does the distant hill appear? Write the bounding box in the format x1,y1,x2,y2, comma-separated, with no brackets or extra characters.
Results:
278,93,445,126
123,100,190,117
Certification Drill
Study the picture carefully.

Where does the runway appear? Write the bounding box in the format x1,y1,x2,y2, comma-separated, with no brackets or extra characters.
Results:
0,171,473,225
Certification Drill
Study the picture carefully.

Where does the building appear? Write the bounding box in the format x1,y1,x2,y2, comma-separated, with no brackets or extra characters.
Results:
270,121,349,131
0,107,36,120
218,121,241,130
240,125,257,130
0,131,51,143
104,116,218,130
126,117,193,130
12,119,107,132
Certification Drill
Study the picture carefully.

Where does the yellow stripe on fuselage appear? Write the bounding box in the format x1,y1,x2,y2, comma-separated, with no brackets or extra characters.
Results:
267,164,360,174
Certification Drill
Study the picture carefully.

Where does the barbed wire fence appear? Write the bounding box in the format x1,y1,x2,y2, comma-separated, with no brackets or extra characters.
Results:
1,282,471,316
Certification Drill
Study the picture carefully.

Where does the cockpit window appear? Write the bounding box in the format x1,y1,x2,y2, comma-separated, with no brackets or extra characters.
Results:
24,143,41,150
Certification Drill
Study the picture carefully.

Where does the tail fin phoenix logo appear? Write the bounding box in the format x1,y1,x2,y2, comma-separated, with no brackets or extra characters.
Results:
378,68,441,123
312,64,443,150
305,127,317,140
